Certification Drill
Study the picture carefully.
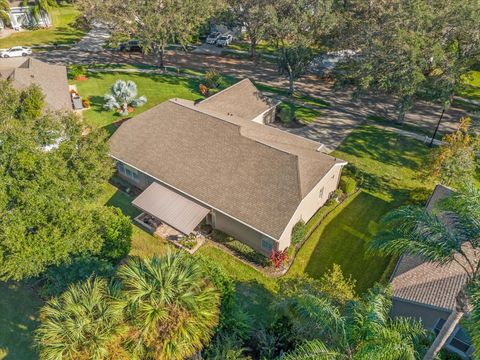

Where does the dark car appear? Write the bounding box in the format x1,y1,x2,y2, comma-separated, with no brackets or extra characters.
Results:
119,40,142,52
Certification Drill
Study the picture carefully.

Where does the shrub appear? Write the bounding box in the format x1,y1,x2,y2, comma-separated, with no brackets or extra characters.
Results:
277,104,294,124
96,207,133,262
81,98,90,108
270,249,289,269
68,65,87,80
41,256,115,297
291,220,306,245
340,175,357,195
211,230,270,267
178,233,197,249
204,69,225,89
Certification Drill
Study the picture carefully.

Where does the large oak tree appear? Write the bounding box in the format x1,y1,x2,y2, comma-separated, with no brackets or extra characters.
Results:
0,81,114,280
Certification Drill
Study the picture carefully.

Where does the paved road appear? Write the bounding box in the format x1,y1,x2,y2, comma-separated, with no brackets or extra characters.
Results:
34,48,468,150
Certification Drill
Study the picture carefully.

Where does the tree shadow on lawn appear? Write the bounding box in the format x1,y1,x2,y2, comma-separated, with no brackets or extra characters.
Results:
234,280,277,325
304,191,396,294
336,126,430,171
0,281,42,360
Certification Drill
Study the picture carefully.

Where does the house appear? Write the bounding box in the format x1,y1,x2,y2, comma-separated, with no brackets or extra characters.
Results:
0,57,71,111
109,79,346,255
0,1,51,31
389,184,476,359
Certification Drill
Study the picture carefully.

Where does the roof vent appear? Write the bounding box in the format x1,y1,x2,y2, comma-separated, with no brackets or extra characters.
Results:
316,144,325,152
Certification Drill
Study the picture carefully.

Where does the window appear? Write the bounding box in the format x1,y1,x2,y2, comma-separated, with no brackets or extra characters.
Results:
118,162,139,182
433,319,472,354
261,238,274,252
319,186,325,199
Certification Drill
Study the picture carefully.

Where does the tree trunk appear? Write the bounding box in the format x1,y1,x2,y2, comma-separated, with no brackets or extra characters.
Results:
250,37,257,61
423,290,468,360
286,62,294,95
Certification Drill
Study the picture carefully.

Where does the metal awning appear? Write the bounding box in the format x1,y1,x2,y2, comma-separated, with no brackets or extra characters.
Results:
132,182,210,235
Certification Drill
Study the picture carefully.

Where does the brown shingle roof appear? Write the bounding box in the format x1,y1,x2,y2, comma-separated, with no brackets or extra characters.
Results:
195,78,277,121
0,58,71,111
390,185,479,311
109,91,343,239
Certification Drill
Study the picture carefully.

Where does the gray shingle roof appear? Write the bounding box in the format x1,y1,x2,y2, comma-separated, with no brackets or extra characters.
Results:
390,185,479,311
0,58,71,111
195,78,277,121
109,83,344,239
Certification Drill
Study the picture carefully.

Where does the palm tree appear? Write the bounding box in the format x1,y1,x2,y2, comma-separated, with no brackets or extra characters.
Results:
35,277,127,360
117,251,221,360
370,184,480,359
279,285,425,359
0,0,10,28
104,80,147,115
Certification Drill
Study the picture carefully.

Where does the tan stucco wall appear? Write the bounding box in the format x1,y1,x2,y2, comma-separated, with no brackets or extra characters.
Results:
251,107,277,124
209,211,277,255
277,164,343,251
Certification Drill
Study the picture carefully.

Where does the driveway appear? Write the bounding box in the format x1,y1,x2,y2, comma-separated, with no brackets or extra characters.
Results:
33,48,469,150
71,22,110,52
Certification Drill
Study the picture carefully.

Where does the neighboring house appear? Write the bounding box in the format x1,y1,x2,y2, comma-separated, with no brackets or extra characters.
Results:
390,184,476,359
0,57,71,111
1,1,51,31
110,79,346,255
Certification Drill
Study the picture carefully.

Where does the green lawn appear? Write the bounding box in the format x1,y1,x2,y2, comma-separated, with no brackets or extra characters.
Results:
73,72,204,131
0,282,42,360
228,40,278,56
459,70,480,102
0,6,86,48
288,125,434,293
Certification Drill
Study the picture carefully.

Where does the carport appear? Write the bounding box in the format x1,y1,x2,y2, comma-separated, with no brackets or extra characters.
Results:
132,182,210,235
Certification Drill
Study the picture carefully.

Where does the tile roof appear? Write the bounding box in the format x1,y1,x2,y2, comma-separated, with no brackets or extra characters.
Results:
109,82,344,239
0,58,71,111
195,78,277,121
390,184,479,311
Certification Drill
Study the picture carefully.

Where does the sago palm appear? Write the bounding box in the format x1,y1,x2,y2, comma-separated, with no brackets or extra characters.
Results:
280,285,425,359
370,184,480,359
117,251,220,360
35,277,127,360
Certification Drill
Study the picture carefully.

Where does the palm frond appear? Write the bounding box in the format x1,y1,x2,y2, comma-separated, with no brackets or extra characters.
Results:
281,339,343,360
370,205,461,264
35,277,126,360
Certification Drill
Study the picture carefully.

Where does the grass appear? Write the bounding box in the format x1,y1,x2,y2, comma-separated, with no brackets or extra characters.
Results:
288,125,434,293
0,282,42,360
0,5,86,48
459,70,480,102
196,243,277,324
73,72,204,131
228,40,278,56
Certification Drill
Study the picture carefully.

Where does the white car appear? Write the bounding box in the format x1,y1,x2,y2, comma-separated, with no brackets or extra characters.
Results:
216,34,233,47
206,32,221,45
0,46,32,58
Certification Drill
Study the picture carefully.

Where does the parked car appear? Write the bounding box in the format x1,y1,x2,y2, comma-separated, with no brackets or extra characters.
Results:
216,34,233,47
119,40,142,52
206,32,221,45
0,46,32,58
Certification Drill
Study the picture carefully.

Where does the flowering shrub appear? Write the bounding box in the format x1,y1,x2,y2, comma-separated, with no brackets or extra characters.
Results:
270,249,289,269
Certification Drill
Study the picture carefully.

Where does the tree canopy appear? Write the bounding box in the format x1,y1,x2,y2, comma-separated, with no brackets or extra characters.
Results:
335,0,480,121
0,81,114,280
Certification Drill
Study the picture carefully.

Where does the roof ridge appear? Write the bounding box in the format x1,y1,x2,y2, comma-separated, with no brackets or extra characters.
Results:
197,78,251,104
168,98,243,131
